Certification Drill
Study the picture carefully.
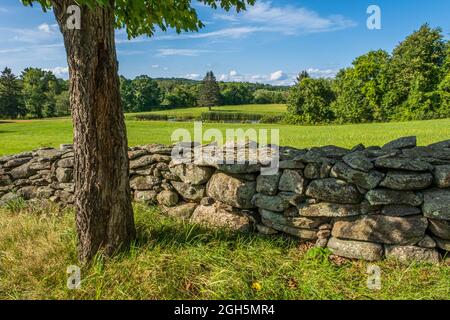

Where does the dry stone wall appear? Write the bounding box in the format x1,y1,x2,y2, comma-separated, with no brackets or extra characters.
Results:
1,136,450,264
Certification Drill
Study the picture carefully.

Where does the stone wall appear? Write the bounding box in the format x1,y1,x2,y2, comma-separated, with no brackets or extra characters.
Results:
1,136,450,264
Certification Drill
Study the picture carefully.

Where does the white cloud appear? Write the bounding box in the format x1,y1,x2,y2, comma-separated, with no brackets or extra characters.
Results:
229,70,238,77
269,70,288,81
151,64,160,68
185,73,202,80
38,23,51,33
44,66,69,77
306,68,338,79
156,48,211,57
0,7,9,13
210,1,356,37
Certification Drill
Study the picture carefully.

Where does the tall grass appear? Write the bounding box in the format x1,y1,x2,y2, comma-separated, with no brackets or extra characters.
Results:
0,202,448,300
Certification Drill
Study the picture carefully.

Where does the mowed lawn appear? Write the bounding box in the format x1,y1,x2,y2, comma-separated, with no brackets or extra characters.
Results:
0,117,450,156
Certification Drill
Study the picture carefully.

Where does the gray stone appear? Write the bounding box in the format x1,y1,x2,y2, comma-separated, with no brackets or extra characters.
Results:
35,148,62,161
342,151,373,172
216,163,261,174
278,169,307,194
130,175,160,190
379,171,433,191
190,203,252,232
417,235,436,249
200,197,215,206
130,154,171,170
17,186,37,200
134,190,158,203
260,209,326,229
36,186,54,199
145,143,173,155
128,149,149,160
382,136,416,151
305,178,363,204
299,202,363,218
252,194,289,212
57,158,74,168
169,163,215,185
165,203,197,220
365,189,423,206
428,219,450,240
256,224,279,235
279,159,305,169
317,229,331,239
206,172,256,209
385,245,440,264
381,205,421,217
433,237,450,251
0,174,11,186
374,157,433,172
55,167,73,183
261,218,317,240
434,165,450,188
10,163,36,179
171,181,205,201
156,190,179,207
327,237,384,261
278,192,303,207
332,215,428,245
304,163,320,179
428,139,450,149
317,145,350,159
330,162,384,190
422,189,450,220
256,173,281,195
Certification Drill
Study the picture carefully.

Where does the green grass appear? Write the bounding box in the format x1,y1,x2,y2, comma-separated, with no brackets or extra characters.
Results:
0,203,448,300
1,117,450,156
125,104,288,120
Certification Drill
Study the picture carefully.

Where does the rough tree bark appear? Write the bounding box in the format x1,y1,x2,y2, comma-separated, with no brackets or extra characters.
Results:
52,0,136,262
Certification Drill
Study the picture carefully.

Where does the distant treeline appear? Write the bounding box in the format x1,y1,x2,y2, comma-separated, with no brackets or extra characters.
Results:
119,74,288,113
287,24,450,124
0,68,288,119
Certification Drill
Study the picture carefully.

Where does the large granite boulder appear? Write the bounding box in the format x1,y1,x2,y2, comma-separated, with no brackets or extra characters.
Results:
305,178,363,204
156,190,179,207
422,189,450,220
327,237,384,261
381,205,421,217
206,172,256,209
332,215,428,245
382,136,416,151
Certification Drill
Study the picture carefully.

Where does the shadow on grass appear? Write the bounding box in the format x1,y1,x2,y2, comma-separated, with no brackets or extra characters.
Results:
132,209,298,251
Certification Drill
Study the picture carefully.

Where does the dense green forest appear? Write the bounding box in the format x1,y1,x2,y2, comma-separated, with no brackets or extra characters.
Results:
0,24,449,123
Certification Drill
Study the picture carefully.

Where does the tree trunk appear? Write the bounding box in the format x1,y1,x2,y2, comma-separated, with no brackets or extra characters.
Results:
52,0,135,262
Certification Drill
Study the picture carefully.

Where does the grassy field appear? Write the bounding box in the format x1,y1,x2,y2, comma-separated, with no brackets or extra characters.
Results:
0,202,448,300
125,104,288,120
1,117,450,156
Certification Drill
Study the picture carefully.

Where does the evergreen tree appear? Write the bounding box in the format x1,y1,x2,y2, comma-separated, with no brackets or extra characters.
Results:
198,71,220,110
296,70,310,84
0,67,25,119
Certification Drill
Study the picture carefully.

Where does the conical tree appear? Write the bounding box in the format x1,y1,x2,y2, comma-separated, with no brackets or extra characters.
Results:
198,71,221,111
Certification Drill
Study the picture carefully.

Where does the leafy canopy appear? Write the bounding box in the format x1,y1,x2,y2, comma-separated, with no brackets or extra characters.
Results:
22,0,255,38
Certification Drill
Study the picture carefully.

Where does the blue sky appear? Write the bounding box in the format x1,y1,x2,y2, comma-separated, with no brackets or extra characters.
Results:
0,0,449,85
